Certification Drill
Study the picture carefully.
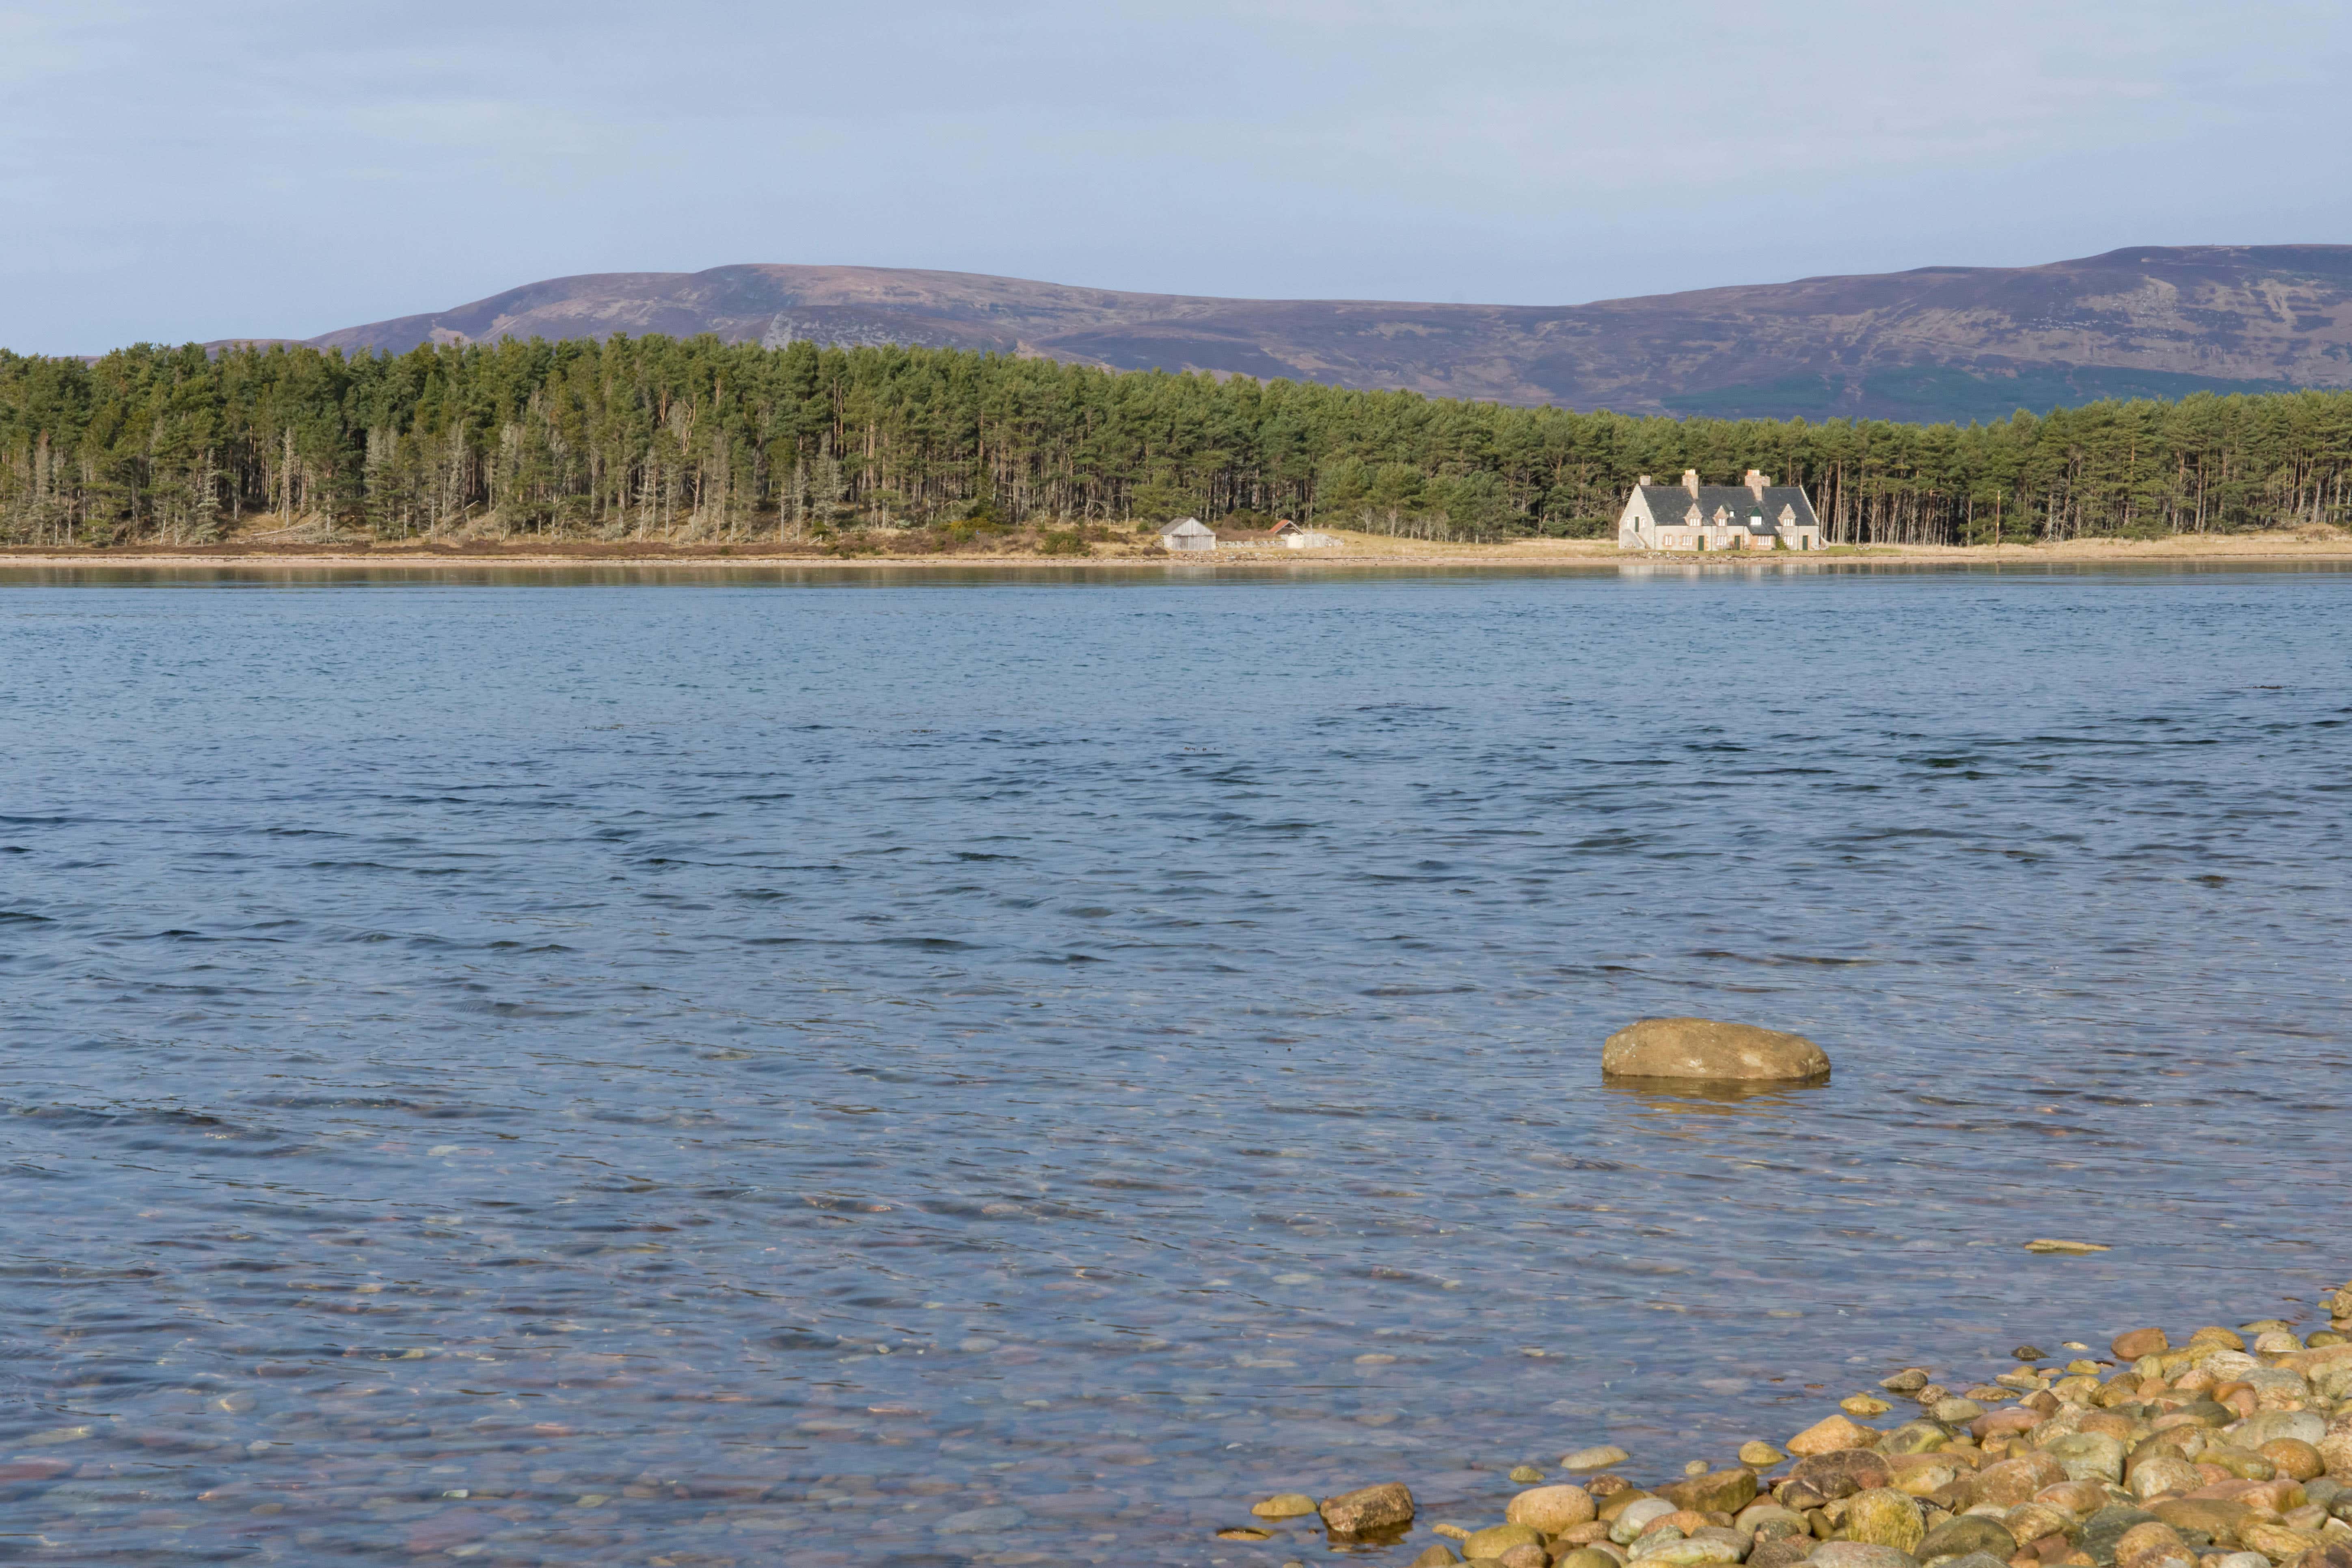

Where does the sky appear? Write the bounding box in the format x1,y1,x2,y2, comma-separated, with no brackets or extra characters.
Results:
4,0,2351,353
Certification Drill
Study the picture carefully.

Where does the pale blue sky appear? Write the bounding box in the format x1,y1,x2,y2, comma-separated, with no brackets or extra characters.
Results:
4,0,2350,352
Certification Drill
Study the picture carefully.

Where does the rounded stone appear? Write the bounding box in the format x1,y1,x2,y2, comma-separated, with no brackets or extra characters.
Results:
1600,1018,1832,1083
1917,1516,2019,1562
2201,1444,2277,1482
1612,1500,1679,1545
2149,1497,2250,1546
1254,1493,1318,1520
1789,1416,1879,1458
1792,1451,1896,1500
1568,1447,1635,1471
2237,1412,2328,1449
1509,1485,1598,1533
1882,1423,1953,1458
1559,1551,1621,1568
1888,1459,1963,1500
1741,1504,1813,1540
2043,1432,2127,1484
1320,1482,1415,1536
2127,1456,2201,1501
1497,1545,1549,1568
2236,1520,2319,1563
2114,1330,2171,1362
1810,1542,1921,1568
1412,1548,1462,1568
1846,1489,1927,1553
1465,1523,1545,1559
2002,1503,2077,1547
2261,1440,2326,1483
1979,1454,2071,1507
2038,1481,2112,1517
1745,1443,1790,1468
1665,1469,1760,1516
1635,1538,1743,1566
2111,1522,2194,1568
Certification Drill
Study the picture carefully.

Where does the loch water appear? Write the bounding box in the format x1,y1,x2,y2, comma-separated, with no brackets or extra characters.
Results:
2,563,2348,1567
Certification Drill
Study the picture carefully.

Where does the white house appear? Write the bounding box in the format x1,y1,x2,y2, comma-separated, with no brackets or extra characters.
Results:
1160,517,1217,552
1619,470,1825,551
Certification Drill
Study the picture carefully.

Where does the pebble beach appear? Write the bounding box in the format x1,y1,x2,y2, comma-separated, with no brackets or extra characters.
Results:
1238,1290,2352,1568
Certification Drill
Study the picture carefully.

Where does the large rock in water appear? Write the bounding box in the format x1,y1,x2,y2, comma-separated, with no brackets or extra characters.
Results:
1602,1018,1831,1083
1320,1482,1415,1536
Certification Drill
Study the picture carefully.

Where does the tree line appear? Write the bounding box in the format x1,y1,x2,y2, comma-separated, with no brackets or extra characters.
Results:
3,334,2350,548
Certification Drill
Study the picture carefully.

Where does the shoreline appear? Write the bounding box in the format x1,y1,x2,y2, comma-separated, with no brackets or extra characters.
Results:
1248,1295,2352,1568
4,532,2352,573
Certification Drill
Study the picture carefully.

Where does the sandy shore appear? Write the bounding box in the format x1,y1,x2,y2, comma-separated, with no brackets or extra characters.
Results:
4,531,2350,571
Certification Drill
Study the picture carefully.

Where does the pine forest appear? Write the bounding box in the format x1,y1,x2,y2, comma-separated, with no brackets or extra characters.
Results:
4,335,2352,549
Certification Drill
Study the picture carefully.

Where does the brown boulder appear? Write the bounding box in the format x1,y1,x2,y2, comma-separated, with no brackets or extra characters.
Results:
1974,1408,2044,1443
1664,1469,1761,1516
1508,1485,1598,1533
2259,1440,2324,1482
1601,1018,1832,1083
2113,1329,2171,1362
1320,1482,1415,1535
2043,1479,2112,1511
1975,1454,2069,1507
1464,1523,1544,1560
1749,1541,1815,1568
2125,1455,2200,1501
1790,1451,1895,1501
2238,1522,2320,1563
1917,1516,2019,1562
1789,1416,1880,1458
2147,1497,2247,1547
2003,1503,2078,1548
2110,1522,2193,1568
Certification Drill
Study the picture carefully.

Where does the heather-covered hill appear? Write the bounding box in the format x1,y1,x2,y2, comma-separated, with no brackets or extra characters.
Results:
299,247,2352,421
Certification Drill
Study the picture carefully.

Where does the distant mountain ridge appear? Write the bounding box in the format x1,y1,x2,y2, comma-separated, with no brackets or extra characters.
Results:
297,246,2352,423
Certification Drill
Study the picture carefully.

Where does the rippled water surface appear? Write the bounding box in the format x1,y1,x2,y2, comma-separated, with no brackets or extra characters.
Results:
3,563,2349,1566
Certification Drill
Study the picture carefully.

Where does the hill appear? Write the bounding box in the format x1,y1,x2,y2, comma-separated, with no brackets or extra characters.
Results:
296,246,2352,423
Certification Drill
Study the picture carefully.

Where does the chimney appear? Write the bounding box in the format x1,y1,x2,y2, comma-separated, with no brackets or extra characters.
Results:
1636,473,1652,486
1745,469,1770,500
1682,469,1700,495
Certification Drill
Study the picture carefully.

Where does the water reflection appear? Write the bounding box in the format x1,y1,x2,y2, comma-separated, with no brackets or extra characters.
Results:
1602,1078,1835,1110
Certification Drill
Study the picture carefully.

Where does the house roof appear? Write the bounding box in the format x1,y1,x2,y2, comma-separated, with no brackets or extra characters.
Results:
1160,517,1214,537
1633,484,1820,531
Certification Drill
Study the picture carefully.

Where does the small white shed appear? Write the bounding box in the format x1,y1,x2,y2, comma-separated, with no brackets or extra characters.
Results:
1160,517,1216,553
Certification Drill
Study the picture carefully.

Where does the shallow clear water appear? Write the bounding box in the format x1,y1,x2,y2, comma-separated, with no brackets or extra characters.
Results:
2,563,2348,1567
